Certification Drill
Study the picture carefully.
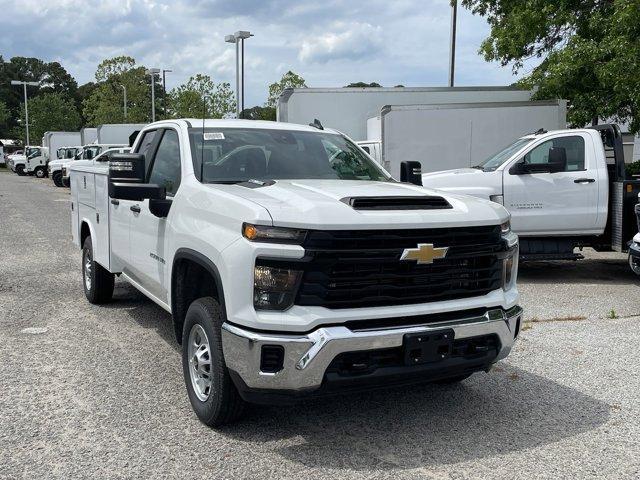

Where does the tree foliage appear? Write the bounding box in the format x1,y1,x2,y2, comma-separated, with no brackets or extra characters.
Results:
240,106,276,121
266,71,307,108
345,82,382,88
168,74,236,119
0,100,9,132
461,0,640,131
82,56,161,125
13,93,81,143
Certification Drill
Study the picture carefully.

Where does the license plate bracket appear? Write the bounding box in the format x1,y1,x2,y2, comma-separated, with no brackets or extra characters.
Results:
403,329,455,365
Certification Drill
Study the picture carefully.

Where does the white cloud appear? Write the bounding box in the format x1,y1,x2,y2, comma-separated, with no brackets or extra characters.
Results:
298,22,383,64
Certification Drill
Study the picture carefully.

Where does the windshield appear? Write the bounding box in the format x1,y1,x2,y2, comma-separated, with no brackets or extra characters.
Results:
189,127,391,183
477,138,534,171
84,146,102,159
57,148,66,159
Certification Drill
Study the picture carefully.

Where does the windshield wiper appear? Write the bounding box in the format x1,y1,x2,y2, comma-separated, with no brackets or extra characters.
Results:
470,165,484,170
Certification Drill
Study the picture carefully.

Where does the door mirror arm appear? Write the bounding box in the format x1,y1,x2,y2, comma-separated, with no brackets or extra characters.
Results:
149,198,173,218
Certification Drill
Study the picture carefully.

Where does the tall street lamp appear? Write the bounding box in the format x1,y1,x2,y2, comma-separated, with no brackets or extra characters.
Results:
11,80,39,147
448,0,457,87
146,68,161,122
120,84,127,120
225,30,253,118
162,69,172,117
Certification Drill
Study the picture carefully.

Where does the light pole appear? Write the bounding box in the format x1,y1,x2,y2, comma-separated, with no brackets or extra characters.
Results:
120,84,127,120
225,30,253,118
448,0,457,87
11,80,39,147
162,69,172,118
146,68,161,122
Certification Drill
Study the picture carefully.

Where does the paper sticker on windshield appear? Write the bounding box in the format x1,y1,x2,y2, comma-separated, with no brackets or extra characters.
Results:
203,132,225,141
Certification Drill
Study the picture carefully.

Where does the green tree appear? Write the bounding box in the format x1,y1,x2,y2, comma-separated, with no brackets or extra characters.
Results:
461,0,640,131
0,100,10,132
13,93,81,143
169,75,236,119
240,106,276,121
266,71,307,108
345,82,382,87
83,57,160,125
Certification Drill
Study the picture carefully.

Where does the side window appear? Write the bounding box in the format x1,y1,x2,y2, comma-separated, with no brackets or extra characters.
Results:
134,130,158,173
522,136,585,172
148,130,181,196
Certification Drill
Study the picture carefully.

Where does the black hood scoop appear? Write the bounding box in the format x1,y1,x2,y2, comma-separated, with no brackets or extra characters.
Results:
341,196,452,210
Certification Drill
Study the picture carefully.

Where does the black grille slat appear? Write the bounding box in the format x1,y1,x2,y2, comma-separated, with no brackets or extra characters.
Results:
293,225,505,309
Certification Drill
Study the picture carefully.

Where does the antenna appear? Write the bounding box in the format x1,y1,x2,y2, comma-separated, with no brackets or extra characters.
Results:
200,89,206,182
309,118,324,130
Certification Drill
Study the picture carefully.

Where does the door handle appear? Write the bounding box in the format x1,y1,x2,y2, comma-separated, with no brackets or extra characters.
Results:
130,205,141,213
574,178,595,184
110,199,119,205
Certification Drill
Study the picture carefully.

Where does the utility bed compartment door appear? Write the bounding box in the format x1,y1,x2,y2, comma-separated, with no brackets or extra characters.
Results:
93,174,110,268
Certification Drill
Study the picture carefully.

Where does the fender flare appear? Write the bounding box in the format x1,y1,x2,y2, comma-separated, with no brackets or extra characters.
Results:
79,218,96,249
171,248,227,338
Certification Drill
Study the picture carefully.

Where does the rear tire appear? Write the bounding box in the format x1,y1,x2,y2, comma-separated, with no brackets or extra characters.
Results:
182,297,245,427
52,171,63,187
82,236,114,304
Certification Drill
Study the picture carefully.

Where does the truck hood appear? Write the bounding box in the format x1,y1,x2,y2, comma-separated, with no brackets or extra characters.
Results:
421,168,503,200
213,179,507,229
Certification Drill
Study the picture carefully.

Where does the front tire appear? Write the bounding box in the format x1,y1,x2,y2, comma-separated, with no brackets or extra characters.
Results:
52,171,63,187
34,167,46,178
82,236,114,304
15,165,25,176
62,176,70,187
182,297,245,427
629,253,640,276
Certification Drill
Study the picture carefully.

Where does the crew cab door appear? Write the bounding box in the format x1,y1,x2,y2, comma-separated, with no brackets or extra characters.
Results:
127,128,181,303
503,133,599,235
110,129,159,272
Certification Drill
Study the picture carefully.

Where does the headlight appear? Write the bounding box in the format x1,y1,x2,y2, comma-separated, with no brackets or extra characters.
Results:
253,265,302,310
500,220,511,234
243,223,307,244
503,251,517,290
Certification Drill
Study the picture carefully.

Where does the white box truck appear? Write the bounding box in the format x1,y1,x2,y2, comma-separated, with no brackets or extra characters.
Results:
277,86,535,141
358,100,567,178
81,127,98,145
96,123,146,146
42,131,81,161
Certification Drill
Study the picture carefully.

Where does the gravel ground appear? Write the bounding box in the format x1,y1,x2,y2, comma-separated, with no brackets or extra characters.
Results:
0,171,639,479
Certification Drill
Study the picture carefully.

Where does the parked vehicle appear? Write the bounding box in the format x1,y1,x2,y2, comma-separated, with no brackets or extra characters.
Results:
6,150,23,172
357,101,567,178
61,146,129,185
278,86,535,141
60,144,126,187
42,131,81,175
629,195,640,275
11,146,49,176
422,124,640,260
80,127,98,145
70,119,522,426
49,147,81,187
96,123,146,145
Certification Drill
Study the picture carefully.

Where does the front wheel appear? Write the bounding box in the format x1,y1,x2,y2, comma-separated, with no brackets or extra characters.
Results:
182,297,245,427
629,252,640,276
82,236,114,304
52,171,63,187
15,165,25,176
34,167,46,178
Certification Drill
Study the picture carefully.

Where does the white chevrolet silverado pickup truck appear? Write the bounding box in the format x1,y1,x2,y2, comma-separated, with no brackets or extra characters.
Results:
70,119,522,426
422,124,640,261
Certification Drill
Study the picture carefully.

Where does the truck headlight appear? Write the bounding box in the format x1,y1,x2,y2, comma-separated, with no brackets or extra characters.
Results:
254,265,302,310
243,223,307,244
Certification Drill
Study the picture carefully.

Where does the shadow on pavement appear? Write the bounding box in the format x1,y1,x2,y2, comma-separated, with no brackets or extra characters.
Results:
519,256,633,285
222,366,610,471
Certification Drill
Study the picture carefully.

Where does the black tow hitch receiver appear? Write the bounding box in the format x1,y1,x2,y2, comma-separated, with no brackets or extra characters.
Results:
403,329,455,365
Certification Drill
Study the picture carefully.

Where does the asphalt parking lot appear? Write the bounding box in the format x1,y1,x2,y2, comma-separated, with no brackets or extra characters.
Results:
1,171,639,479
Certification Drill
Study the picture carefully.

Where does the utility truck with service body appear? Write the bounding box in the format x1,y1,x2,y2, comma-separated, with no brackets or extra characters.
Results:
70,119,522,426
422,125,640,260
49,147,81,187
60,143,126,187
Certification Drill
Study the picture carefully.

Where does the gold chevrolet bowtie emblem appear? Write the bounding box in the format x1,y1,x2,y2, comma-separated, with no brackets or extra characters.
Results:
400,243,449,264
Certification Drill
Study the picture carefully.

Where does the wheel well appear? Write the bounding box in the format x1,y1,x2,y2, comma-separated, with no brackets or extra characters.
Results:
171,258,221,344
80,222,91,249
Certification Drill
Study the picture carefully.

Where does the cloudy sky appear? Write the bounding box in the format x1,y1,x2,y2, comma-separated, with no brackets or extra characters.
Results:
0,0,532,106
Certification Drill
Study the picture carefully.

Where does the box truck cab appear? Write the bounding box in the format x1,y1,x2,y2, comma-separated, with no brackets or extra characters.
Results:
422,124,640,260
12,146,49,177
69,119,522,427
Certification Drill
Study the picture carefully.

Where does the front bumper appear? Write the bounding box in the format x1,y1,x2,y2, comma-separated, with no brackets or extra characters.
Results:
222,305,523,400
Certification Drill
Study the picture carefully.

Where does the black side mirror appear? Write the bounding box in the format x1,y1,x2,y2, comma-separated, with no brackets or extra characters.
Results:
108,153,166,201
400,161,422,186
